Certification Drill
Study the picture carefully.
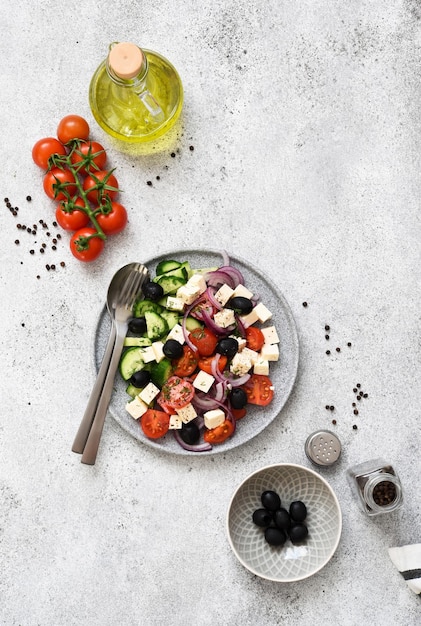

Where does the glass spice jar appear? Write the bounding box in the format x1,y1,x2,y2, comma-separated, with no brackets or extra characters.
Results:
346,458,403,517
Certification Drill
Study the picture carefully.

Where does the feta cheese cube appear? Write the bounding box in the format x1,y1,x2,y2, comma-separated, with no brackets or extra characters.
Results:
254,358,269,376
176,402,197,424
166,323,185,344
254,302,272,323
169,414,183,429
193,369,215,393
203,408,225,429
187,274,207,294
230,352,252,376
240,308,259,327
141,346,157,363
230,335,247,351
177,284,201,305
261,325,279,344
152,341,165,363
242,347,259,365
214,283,235,306
125,396,149,419
139,382,160,405
260,343,279,362
214,308,236,328
166,296,185,312
232,284,254,299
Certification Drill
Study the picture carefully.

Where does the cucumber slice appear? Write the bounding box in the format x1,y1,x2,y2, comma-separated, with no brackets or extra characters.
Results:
153,266,188,282
124,337,152,347
156,259,181,275
160,310,180,330
119,347,147,381
126,383,143,398
144,311,169,340
133,299,163,318
185,316,204,332
149,358,173,387
156,275,186,295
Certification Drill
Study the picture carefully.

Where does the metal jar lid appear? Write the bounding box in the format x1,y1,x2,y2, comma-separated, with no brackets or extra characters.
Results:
305,430,342,466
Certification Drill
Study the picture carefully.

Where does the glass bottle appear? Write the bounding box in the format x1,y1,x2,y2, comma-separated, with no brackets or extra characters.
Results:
89,42,183,144
346,458,403,517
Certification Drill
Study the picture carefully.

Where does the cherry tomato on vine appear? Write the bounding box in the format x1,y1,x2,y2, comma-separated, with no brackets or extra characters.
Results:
189,327,218,356
57,115,90,144
203,419,234,444
55,198,90,232
32,137,67,169
83,170,119,203
140,409,170,439
69,227,104,262
43,167,77,201
245,326,265,351
95,201,128,235
242,374,274,406
70,140,107,175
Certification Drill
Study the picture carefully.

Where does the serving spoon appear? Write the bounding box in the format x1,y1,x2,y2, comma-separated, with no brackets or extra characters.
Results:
72,262,149,456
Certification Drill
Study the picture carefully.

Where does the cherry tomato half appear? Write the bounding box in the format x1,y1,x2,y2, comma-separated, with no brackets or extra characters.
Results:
189,327,218,356
242,374,274,406
55,198,90,232
245,326,265,352
203,419,234,444
140,409,170,439
69,140,107,174
57,115,90,144
160,376,195,410
83,170,119,203
32,137,67,170
69,227,104,262
172,345,199,377
43,167,77,202
95,201,128,235
231,407,247,420
198,354,227,375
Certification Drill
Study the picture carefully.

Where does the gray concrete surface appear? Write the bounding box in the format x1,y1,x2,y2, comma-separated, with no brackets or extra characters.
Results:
1,1,420,624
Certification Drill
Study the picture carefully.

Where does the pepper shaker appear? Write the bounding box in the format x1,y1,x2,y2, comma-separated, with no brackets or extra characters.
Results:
346,458,403,516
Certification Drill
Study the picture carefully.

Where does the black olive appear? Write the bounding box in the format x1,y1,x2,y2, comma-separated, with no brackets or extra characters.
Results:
289,523,308,544
163,339,184,359
216,337,239,359
226,296,254,315
289,501,307,523
128,317,147,334
229,387,247,409
274,508,291,532
180,421,200,445
261,490,281,511
252,508,273,527
130,369,151,388
142,281,164,301
265,527,287,546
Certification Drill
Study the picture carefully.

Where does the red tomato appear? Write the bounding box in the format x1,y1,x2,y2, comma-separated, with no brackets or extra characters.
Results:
172,346,199,377
198,354,227,375
203,419,234,444
95,201,128,235
57,115,90,144
69,140,107,174
43,167,78,201
245,326,265,351
231,407,247,420
160,376,195,409
70,227,105,262
140,409,170,439
83,170,119,203
156,396,177,415
55,198,90,231
189,327,218,356
32,137,67,169
242,374,274,406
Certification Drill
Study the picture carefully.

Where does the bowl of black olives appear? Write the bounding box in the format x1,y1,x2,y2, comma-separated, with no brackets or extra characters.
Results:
226,463,342,582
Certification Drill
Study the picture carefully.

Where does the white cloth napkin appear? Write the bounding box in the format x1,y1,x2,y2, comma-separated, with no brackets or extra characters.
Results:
388,544,421,594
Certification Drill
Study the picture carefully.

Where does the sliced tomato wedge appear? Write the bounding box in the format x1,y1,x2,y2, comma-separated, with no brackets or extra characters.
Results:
198,354,227,375
231,407,247,420
140,409,170,439
160,376,195,410
172,345,199,377
203,419,235,444
242,374,274,406
189,327,218,356
245,326,265,351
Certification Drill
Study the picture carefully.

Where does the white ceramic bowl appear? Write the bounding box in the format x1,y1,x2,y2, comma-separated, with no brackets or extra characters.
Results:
226,463,342,582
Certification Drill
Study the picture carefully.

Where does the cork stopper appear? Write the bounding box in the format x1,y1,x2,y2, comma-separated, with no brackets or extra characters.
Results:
108,42,144,79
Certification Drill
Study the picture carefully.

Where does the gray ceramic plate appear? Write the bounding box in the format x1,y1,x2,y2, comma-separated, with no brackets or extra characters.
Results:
94,249,299,455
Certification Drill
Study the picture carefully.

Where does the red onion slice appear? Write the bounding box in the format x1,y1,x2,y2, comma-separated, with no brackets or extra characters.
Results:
173,430,212,452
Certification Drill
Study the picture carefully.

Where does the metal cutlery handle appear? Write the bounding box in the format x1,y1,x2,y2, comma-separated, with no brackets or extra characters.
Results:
81,326,127,465
71,322,116,454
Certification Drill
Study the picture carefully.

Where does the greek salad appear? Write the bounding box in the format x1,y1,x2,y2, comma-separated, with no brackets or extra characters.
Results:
120,254,280,452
